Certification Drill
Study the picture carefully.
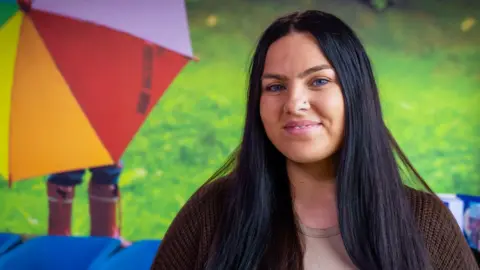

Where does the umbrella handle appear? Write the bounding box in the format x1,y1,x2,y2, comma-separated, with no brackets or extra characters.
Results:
17,0,32,12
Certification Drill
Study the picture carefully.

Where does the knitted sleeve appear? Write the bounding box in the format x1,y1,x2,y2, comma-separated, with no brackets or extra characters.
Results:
150,178,226,270
408,189,479,269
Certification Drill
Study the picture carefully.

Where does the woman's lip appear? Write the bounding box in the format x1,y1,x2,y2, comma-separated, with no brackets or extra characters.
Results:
283,123,322,135
283,120,322,128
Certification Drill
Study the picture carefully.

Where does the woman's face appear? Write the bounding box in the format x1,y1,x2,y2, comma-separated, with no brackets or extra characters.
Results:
260,31,345,164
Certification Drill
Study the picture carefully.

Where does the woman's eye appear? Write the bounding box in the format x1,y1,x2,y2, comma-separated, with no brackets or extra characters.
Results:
312,78,328,87
266,84,285,92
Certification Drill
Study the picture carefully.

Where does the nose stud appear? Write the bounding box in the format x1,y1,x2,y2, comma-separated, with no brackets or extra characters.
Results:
284,101,309,113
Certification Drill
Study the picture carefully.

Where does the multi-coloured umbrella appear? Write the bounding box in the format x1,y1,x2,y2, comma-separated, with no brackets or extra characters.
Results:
0,0,195,183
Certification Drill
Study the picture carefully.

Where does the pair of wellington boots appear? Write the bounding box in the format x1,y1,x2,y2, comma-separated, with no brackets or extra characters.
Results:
46,181,130,247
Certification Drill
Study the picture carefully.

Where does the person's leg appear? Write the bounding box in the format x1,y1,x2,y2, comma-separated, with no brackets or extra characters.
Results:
46,169,85,236
88,162,130,246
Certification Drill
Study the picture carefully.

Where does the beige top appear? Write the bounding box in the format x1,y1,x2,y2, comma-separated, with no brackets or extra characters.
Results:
299,223,357,270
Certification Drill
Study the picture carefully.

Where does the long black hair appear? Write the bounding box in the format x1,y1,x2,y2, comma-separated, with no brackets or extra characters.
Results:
205,10,433,270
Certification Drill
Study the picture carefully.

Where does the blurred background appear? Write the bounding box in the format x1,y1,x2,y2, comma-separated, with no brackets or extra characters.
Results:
1,0,479,245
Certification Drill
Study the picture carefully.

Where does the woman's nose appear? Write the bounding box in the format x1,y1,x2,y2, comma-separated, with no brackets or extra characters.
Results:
283,87,310,114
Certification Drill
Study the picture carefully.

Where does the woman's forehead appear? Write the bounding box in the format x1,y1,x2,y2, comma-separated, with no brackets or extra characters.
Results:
263,33,330,75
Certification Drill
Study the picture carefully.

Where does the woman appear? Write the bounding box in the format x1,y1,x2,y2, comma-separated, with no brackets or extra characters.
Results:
151,10,478,269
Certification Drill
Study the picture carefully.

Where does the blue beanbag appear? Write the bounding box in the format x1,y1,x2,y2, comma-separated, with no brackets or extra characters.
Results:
0,235,120,270
94,240,161,270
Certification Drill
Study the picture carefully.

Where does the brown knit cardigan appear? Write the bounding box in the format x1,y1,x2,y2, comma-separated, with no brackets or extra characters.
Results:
150,177,479,269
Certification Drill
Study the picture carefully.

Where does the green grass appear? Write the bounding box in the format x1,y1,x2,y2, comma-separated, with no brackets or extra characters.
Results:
1,0,479,241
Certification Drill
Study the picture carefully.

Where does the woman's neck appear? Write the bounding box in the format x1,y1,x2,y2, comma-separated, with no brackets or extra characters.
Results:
287,159,338,229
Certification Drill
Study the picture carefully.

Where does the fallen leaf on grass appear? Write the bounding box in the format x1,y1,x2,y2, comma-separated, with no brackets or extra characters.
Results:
174,194,186,206
461,17,476,32
206,15,218,27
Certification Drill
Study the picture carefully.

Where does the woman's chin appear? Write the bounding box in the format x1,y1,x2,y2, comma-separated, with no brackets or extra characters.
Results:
284,151,333,165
